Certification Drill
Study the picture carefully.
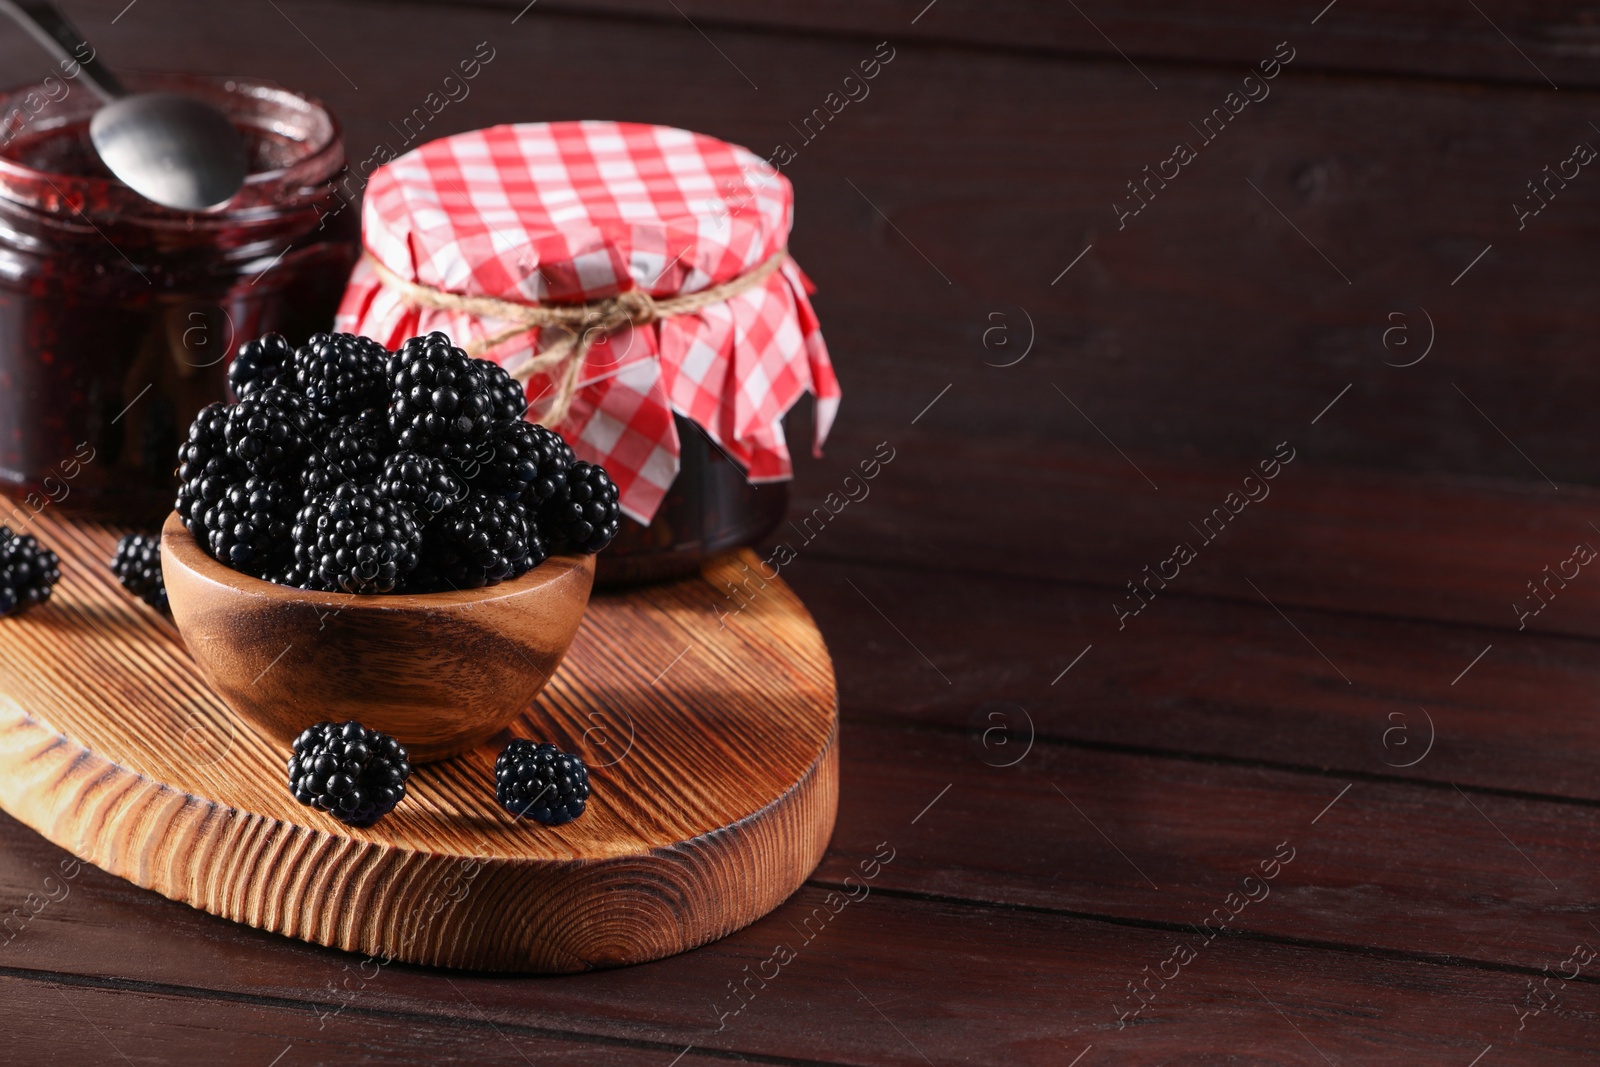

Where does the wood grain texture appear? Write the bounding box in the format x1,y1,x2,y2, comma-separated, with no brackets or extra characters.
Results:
775,439,1600,803
818,723,1600,974
3,834,1599,1067
0,973,754,1067
0,2,1597,1061
785,554,1600,804
3,0,1597,486
7,720,1598,999
788,430,1600,642
424,0,1600,89
0,500,838,972
159,512,595,762
3,481,1598,1056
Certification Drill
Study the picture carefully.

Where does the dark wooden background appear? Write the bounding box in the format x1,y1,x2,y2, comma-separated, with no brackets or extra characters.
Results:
3,1,1600,1063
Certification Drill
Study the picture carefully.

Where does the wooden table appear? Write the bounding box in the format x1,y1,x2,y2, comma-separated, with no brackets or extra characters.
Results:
3,2,1598,1063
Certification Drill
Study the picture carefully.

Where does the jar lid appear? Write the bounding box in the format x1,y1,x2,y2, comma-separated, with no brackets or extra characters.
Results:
336,121,838,523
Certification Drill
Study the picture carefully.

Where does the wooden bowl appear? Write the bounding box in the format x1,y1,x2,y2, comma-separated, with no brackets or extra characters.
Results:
159,512,595,763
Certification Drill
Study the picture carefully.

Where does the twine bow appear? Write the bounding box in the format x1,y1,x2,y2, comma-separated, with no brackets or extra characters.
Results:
367,247,789,427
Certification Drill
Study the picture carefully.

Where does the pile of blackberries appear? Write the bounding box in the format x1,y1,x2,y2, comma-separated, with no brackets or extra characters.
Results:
176,331,621,594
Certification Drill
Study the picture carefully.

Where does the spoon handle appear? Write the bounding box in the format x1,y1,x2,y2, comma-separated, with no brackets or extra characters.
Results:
0,0,125,101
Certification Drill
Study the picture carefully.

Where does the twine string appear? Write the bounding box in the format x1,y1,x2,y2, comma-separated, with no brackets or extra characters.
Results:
366,247,789,427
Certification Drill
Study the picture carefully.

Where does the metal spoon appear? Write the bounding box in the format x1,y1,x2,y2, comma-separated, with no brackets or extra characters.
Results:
0,0,247,210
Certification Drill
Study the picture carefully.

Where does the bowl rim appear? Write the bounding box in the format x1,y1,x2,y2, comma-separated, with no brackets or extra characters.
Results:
160,511,595,611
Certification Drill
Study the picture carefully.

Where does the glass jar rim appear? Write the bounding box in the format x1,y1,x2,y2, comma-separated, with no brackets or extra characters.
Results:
0,72,345,226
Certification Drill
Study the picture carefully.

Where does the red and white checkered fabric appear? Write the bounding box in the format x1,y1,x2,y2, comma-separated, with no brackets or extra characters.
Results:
335,120,840,523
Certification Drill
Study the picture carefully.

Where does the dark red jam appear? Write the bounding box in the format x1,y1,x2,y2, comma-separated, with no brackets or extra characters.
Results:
0,74,357,521
595,414,787,586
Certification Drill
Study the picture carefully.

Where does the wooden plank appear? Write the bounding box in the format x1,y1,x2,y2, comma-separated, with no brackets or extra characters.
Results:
7,1,1598,483
772,550,1600,802
784,432,1600,642
0,809,1595,1064
0,973,760,1066
818,723,1600,974
779,440,1600,814
426,0,1600,90
3,719,1597,998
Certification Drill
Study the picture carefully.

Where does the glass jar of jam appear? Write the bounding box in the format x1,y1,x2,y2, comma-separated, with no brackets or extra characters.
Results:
595,413,789,586
0,73,357,521
337,121,839,588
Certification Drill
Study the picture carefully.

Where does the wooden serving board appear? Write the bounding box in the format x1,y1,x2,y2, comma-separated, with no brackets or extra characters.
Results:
0,500,837,972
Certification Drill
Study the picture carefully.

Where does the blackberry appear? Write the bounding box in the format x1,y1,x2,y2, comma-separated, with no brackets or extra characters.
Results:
110,534,167,611
540,461,621,554
228,333,294,400
266,556,328,593
0,528,60,618
470,419,572,505
287,721,410,827
179,401,230,469
206,476,299,576
384,330,449,380
225,385,319,476
474,358,528,423
304,409,394,497
175,402,239,545
293,483,422,594
293,332,389,417
377,451,465,527
413,491,540,591
387,333,497,468
494,740,589,825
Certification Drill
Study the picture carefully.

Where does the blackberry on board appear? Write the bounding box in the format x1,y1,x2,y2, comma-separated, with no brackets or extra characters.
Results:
110,534,167,610
293,332,389,417
293,483,423,595
287,721,410,827
227,332,294,400
387,333,497,468
0,528,60,618
224,385,319,476
471,418,572,505
377,451,465,527
493,740,589,825
303,409,394,497
412,491,540,591
540,461,621,554
474,357,529,423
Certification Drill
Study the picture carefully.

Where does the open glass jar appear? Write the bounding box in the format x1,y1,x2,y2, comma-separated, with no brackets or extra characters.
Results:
0,73,357,521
